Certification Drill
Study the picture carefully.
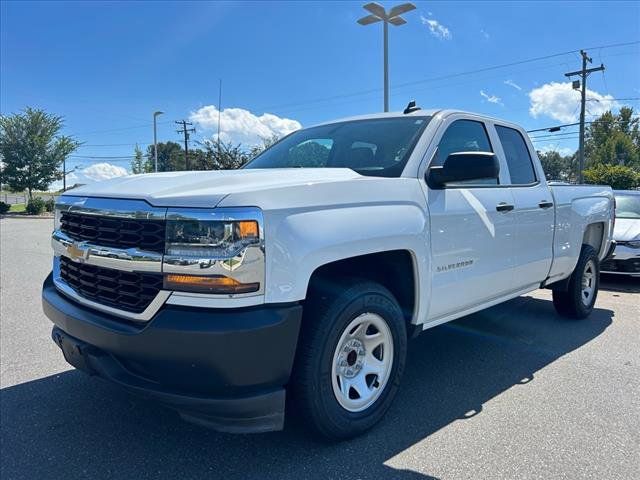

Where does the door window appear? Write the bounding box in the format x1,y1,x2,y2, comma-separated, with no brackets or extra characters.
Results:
435,119,496,185
496,125,537,185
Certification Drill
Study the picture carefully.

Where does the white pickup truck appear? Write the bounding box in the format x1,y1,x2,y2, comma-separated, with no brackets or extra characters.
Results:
43,108,615,439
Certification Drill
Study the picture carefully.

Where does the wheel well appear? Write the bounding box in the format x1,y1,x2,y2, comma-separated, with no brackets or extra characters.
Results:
583,222,605,257
306,250,417,326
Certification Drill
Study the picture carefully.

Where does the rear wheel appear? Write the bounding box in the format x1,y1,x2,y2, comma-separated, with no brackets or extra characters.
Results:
291,279,407,440
553,245,599,319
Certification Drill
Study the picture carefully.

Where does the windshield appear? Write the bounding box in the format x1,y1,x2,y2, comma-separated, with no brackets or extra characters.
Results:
615,194,640,219
244,117,430,178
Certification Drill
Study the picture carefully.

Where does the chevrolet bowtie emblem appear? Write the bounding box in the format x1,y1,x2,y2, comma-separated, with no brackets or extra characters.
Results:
67,242,90,262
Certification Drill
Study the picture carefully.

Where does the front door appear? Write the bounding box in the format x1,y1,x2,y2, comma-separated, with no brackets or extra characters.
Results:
425,118,517,321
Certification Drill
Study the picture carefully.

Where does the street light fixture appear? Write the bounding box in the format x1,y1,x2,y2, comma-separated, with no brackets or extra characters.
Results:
357,2,416,112
153,111,164,173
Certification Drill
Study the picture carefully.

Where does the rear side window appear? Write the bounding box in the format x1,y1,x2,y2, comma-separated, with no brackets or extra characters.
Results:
496,126,537,185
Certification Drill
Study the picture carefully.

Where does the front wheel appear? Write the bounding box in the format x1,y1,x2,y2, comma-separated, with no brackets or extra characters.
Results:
553,245,600,319
291,280,407,440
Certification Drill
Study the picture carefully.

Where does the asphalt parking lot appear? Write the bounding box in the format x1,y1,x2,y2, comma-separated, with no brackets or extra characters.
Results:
1,217,639,480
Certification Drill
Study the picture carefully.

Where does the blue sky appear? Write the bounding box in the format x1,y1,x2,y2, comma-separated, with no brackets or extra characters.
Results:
1,1,639,186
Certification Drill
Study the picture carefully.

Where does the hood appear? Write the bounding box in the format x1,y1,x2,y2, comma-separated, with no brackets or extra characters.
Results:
613,218,640,242
64,168,364,208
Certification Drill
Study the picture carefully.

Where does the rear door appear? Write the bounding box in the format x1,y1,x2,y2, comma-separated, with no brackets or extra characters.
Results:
493,124,554,288
424,117,517,321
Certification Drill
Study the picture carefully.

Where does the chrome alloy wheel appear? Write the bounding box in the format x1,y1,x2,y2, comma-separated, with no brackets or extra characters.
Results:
581,259,596,306
331,312,394,412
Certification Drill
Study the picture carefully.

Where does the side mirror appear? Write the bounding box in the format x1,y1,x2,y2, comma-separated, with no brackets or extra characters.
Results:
426,151,499,188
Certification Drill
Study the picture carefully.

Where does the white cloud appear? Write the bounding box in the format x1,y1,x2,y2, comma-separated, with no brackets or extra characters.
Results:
480,90,503,106
80,163,129,182
504,79,522,91
190,106,301,146
420,15,451,40
528,82,619,122
49,162,129,191
537,144,575,156
480,29,490,39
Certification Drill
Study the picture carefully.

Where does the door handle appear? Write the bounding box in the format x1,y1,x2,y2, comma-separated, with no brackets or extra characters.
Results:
538,201,554,209
496,202,514,212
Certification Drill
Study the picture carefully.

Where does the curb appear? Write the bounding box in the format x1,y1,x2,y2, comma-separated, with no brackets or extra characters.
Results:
1,214,54,220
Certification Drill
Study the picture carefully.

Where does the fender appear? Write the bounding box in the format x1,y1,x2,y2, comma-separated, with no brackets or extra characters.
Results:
263,201,430,324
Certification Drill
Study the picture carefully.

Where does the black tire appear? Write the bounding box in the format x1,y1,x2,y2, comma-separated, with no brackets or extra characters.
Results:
552,245,600,319
291,278,407,440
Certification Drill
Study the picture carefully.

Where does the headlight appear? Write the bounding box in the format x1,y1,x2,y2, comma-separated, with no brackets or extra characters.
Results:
162,208,264,295
165,218,259,257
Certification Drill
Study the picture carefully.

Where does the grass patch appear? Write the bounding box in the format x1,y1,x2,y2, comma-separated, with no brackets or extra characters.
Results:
9,203,26,213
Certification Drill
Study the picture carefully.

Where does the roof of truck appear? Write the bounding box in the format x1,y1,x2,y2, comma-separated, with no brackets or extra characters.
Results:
312,109,523,130
313,110,440,127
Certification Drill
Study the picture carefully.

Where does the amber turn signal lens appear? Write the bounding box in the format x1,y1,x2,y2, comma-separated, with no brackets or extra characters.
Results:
238,220,259,239
164,274,259,294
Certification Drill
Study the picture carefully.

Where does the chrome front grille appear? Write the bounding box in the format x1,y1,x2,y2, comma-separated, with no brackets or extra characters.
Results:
53,196,169,321
59,256,163,313
60,211,166,253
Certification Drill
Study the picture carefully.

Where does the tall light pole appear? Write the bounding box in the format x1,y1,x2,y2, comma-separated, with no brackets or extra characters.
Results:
153,111,164,172
357,2,415,112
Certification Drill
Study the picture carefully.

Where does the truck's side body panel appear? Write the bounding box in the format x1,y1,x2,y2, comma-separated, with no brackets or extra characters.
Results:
546,185,615,284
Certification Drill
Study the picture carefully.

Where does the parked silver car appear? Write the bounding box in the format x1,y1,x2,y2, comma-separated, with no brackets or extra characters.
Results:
601,190,640,277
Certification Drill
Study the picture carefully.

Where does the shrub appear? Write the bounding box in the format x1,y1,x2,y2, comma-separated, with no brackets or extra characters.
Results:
44,197,56,212
583,164,640,190
0,202,10,214
26,197,46,215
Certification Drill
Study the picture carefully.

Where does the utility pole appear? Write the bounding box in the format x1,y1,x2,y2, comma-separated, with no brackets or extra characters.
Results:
217,79,222,153
564,50,604,183
62,164,76,192
175,120,195,170
153,111,164,172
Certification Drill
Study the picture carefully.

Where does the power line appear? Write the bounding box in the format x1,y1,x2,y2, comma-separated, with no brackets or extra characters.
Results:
529,131,579,139
59,41,638,143
531,136,580,142
69,155,136,159
253,40,639,113
527,122,581,133
77,143,151,148
70,121,172,136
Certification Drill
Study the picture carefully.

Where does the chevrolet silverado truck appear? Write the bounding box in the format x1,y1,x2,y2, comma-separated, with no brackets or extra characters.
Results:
43,109,615,439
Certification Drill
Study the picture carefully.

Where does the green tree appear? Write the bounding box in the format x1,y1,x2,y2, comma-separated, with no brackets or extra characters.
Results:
0,108,79,199
585,107,640,169
583,163,640,190
200,140,251,170
144,141,184,172
537,150,576,181
131,144,151,174
248,134,281,159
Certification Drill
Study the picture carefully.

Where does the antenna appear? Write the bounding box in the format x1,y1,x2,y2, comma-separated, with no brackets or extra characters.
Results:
403,100,421,114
